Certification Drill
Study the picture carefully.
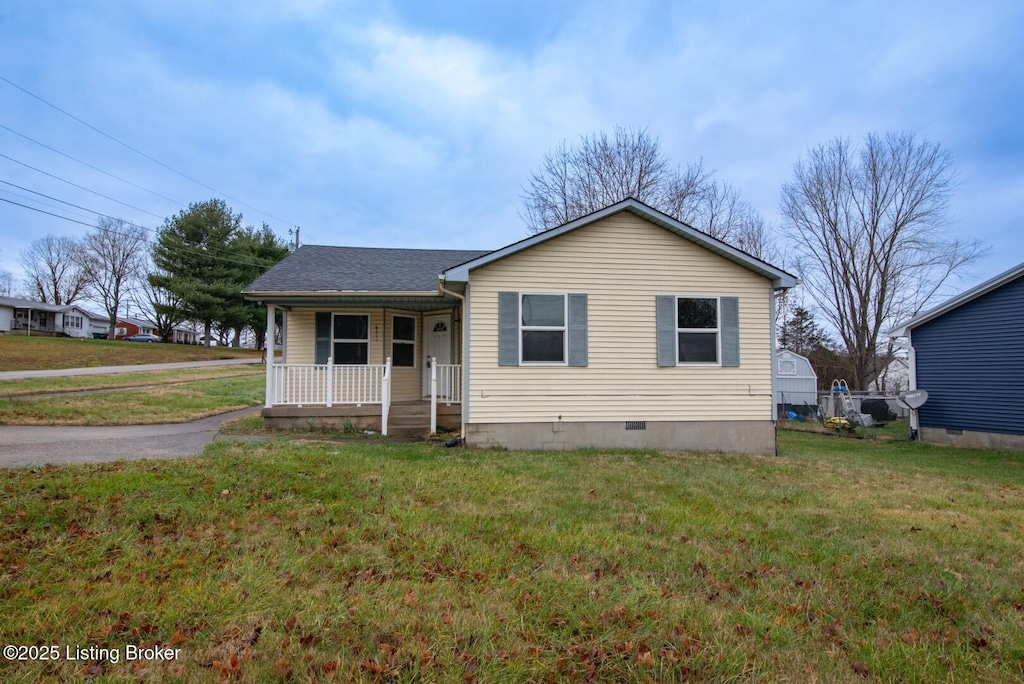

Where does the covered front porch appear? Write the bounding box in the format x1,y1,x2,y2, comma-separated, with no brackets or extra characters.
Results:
258,293,466,436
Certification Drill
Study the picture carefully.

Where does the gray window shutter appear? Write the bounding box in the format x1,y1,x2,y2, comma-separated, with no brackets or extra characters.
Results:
498,292,519,366
568,293,588,367
315,312,331,364
656,295,676,367
721,297,740,367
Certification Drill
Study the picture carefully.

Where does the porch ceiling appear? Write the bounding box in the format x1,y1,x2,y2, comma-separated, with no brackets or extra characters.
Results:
250,294,462,312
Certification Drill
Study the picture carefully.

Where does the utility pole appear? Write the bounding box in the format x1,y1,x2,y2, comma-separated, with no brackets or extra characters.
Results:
290,227,300,251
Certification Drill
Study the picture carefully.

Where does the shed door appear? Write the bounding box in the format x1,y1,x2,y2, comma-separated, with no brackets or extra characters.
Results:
422,314,452,398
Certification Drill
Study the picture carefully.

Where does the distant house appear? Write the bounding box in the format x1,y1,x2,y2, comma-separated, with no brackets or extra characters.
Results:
114,316,198,344
0,296,106,338
114,316,158,340
774,349,818,415
888,262,1024,450
244,198,797,453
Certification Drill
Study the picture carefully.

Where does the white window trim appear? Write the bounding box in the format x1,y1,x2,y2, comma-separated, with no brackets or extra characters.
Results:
519,292,568,366
778,356,798,376
332,313,370,365
392,314,417,368
676,295,721,367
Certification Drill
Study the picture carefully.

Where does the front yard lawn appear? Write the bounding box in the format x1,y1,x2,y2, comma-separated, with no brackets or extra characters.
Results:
1,433,1021,681
0,374,265,425
0,336,261,372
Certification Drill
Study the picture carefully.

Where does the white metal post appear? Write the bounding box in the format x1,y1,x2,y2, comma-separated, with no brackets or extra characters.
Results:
381,357,392,436
326,356,334,408
430,356,438,434
263,304,275,408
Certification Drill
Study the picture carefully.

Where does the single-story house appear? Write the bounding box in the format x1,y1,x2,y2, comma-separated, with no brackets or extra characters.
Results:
114,316,158,340
243,199,798,453
888,261,1024,450
0,296,105,338
114,317,198,343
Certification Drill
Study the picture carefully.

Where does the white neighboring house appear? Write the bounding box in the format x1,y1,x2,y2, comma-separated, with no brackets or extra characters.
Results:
867,355,909,394
0,296,107,338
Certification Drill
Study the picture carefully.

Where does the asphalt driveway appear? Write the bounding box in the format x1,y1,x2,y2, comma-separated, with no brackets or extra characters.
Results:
0,406,262,468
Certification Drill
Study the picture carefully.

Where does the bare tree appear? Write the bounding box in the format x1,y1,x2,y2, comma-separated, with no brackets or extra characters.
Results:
133,264,190,342
781,132,986,390
81,218,148,339
0,267,14,297
20,235,91,305
521,126,777,260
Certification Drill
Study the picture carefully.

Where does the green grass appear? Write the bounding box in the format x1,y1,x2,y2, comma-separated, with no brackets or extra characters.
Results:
0,375,265,425
1,433,1022,681
0,336,261,372
0,366,263,399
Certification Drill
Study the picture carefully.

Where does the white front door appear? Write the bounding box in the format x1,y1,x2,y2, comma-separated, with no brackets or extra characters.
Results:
422,313,452,398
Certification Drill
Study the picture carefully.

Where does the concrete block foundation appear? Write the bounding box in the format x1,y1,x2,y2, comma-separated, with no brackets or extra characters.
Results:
465,420,776,454
920,427,1024,451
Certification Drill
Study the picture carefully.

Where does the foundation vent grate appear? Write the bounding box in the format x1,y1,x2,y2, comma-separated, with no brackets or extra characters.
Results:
946,428,963,436
625,421,647,431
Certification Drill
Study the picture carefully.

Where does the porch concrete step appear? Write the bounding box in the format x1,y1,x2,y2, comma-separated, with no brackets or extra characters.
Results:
389,425,429,436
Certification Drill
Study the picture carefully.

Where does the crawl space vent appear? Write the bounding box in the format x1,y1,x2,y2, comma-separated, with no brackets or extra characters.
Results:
625,421,647,431
946,428,963,436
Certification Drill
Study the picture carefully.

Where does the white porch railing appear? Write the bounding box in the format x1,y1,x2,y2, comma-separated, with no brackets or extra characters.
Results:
429,359,462,433
270,358,393,435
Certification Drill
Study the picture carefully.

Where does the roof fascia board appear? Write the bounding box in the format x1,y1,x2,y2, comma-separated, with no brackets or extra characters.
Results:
886,261,1024,337
442,198,798,289
243,289,440,300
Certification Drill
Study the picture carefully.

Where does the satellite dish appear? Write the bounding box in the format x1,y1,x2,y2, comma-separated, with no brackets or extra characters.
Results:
897,389,929,410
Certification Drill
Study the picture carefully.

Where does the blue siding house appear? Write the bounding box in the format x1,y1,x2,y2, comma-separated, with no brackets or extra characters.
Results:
889,262,1024,449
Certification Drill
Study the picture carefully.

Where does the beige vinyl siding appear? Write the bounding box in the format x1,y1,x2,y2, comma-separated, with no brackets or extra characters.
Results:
284,308,423,401
467,213,774,423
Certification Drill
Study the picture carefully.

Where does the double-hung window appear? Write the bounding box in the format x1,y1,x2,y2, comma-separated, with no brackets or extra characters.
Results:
676,297,720,364
520,293,567,364
333,314,369,364
392,315,416,367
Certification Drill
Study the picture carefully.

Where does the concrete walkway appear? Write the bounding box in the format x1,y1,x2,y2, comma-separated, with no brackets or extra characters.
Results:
0,406,264,468
0,357,266,381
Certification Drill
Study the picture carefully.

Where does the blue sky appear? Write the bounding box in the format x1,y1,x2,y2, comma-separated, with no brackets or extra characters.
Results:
1,0,1022,296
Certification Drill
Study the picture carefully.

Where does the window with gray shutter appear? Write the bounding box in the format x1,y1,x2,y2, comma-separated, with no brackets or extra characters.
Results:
656,296,676,367
314,312,331,364
721,297,740,367
568,293,588,367
498,292,519,366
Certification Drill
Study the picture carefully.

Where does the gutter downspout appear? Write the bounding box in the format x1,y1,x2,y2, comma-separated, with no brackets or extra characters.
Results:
438,279,467,441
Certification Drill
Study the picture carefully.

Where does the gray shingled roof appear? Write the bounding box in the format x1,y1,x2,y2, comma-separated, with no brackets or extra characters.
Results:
244,245,491,294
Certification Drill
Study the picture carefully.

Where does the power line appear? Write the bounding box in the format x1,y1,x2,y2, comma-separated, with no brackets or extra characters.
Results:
0,74,297,229
0,122,185,208
0,152,167,220
0,194,277,269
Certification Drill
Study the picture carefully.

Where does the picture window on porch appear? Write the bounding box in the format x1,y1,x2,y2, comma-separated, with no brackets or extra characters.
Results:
333,314,369,364
392,315,416,367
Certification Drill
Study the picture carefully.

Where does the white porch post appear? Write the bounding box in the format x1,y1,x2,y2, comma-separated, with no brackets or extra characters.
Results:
326,356,334,408
381,357,392,436
264,303,275,408
430,356,438,434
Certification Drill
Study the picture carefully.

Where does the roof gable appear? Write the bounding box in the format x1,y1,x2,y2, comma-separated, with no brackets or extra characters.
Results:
442,198,798,289
888,261,1024,336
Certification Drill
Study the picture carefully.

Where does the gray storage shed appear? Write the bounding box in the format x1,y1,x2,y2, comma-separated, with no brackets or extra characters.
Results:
775,349,818,416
